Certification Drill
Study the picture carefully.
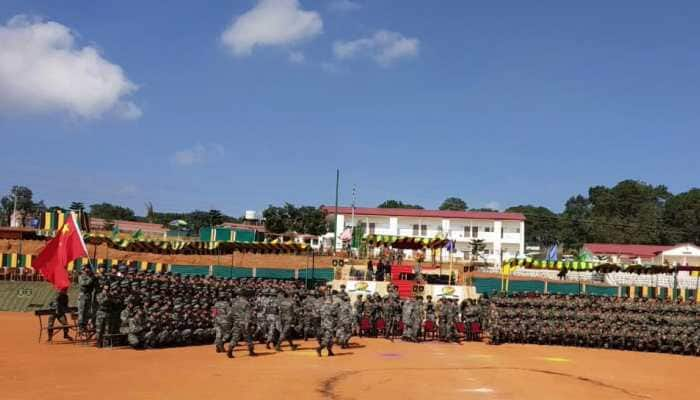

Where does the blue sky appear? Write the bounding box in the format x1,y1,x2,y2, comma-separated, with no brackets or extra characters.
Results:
1,0,699,216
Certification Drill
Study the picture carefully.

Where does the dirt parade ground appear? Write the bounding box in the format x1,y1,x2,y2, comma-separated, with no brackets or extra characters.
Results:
0,313,698,400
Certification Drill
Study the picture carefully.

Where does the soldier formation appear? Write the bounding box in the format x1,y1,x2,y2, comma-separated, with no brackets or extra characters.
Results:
70,264,700,358
485,293,700,356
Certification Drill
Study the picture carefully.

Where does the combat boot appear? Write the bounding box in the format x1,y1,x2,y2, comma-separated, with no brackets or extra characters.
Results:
216,343,225,353
227,348,234,358
316,347,322,357
327,348,335,356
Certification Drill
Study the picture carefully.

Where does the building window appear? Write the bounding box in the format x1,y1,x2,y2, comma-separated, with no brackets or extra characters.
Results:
516,227,520,233
421,225,427,236
484,225,492,233
464,226,470,238
501,227,504,238
368,222,375,235
413,224,419,236
472,226,478,237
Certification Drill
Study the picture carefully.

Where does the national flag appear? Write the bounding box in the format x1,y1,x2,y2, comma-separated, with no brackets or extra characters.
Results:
33,213,88,290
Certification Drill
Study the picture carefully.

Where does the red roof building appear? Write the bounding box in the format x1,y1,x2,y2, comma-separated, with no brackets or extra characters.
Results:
321,205,526,264
583,243,674,263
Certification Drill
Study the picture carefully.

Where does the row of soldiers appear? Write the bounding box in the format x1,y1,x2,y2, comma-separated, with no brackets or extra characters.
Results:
352,292,483,342
485,293,700,356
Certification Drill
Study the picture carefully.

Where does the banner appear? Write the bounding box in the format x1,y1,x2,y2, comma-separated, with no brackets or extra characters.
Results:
345,280,378,295
430,284,466,302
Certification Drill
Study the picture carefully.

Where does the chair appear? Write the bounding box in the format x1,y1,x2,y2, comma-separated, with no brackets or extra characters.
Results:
423,320,437,340
359,318,372,337
375,319,386,336
454,322,466,339
470,322,482,341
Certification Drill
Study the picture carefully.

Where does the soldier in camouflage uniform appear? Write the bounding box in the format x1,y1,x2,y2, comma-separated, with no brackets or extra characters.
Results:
226,290,257,358
336,293,354,348
401,297,414,341
94,285,111,347
265,290,282,349
276,290,299,351
316,296,337,357
77,265,95,329
127,308,145,348
213,296,231,353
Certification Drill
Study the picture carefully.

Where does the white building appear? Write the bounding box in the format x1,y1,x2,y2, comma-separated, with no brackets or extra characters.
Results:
322,206,526,265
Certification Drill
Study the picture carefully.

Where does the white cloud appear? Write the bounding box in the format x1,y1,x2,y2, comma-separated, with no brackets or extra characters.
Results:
221,0,322,57
0,15,141,119
328,0,362,13
173,143,224,166
333,30,419,67
288,51,305,63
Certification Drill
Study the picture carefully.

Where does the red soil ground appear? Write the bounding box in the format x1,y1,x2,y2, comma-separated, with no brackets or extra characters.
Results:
1,312,698,400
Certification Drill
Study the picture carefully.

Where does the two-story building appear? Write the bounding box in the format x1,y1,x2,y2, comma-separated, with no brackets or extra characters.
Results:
321,206,526,265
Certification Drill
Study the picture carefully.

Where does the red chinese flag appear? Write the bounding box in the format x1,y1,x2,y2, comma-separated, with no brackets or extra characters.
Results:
34,213,88,291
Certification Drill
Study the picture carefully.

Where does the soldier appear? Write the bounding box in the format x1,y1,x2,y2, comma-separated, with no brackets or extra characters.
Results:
77,265,95,330
227,290,257,358
302,290,318,340
444,298,459,343
316,296,337,357
265,290,282,349
336,293,354,348
402,296,414,341
354,294,365,335
47,288,73,342
437,298,448,340
213,295,231,353
127,308,145,349
94,285,111,347
411,296,424,342
277,290,299,351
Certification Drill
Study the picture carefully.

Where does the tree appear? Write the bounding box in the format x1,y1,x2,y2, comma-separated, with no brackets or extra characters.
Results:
471,208,498,212
663,188,700,245
144,202,155,223
377,200,423,209
89,203,136,221
262,203,328,235
208,209,224,227
439,197,467,211
69,202,85,211
469,238,486,261
0,186,39,226
506,205,559,247
559,195,592,250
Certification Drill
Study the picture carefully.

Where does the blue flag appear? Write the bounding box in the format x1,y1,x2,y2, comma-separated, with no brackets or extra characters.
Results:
445,239,456,253
546,244,558,261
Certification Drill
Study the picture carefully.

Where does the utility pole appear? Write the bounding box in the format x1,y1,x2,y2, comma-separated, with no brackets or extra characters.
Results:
12,187,18,227
351,185,356,228
333,169,339,255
